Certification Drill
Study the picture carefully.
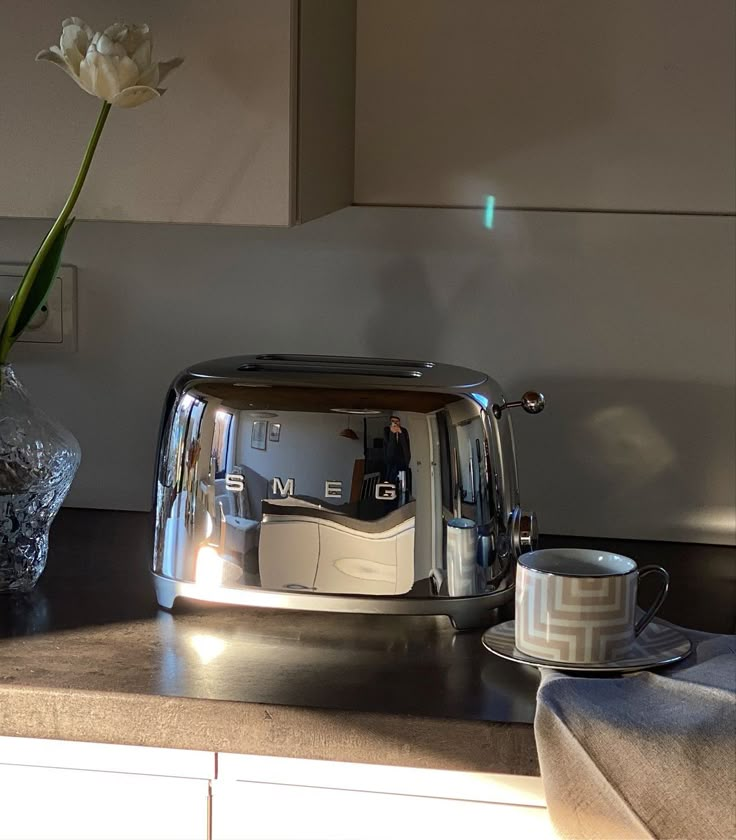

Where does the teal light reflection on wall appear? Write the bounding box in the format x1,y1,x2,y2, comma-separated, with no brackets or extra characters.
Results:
484,195,495,229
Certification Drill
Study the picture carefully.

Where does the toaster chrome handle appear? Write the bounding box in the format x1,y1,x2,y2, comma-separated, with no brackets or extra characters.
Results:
492,391,545,419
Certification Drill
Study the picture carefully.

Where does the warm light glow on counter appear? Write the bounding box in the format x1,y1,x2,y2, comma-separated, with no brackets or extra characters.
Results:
189,633,226,665
195,545,224,588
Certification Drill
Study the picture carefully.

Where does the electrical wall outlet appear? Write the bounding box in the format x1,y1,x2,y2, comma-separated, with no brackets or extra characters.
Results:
0,264,76,349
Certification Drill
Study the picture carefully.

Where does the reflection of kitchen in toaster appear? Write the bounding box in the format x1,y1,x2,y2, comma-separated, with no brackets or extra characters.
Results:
204,407,430,594
259,499,416,594
155,387,509,600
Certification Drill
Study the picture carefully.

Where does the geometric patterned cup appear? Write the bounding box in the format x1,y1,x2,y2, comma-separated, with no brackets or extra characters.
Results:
515,549,669,664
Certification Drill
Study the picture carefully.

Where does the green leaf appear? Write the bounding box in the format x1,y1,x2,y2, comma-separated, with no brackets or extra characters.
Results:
11,218,74,338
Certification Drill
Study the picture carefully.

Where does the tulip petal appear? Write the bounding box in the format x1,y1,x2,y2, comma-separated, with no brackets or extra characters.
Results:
36,47,93,95
36,47,81,87
60,22,92,74
76,58,100,98
80,47,124,101
103,22,129,42
60,44,84,75
110,22,151,62
131,38,152,73
117,55,141,89
122,23,151,53
157,57,184,84
36,48,73,74
137,62,159,88
111,85,161,109
62,17,94,40
95,33,127,58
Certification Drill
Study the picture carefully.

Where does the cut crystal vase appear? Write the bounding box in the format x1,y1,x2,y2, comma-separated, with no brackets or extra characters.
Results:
0,364,80,593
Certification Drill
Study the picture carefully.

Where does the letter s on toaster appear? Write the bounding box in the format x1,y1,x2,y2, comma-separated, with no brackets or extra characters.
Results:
225,473,245,493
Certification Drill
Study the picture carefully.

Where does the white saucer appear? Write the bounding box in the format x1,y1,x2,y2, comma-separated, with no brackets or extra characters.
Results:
482,618,692,673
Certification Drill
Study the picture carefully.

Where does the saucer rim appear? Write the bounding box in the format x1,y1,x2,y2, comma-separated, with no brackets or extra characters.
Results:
481,618,692,673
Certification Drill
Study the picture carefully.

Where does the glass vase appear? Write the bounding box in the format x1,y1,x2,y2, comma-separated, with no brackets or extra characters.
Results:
0,364,80,593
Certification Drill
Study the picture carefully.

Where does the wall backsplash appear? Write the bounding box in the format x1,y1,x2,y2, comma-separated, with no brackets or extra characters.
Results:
1,206,734,544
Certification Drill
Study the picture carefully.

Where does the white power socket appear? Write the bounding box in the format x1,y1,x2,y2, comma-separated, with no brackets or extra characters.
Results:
0,264,76,349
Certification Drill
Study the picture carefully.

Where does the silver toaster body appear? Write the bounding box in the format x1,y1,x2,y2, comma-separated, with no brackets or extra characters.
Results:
152,355,544,629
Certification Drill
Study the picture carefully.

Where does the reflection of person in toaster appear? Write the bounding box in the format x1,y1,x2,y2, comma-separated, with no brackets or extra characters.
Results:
383,415,411,494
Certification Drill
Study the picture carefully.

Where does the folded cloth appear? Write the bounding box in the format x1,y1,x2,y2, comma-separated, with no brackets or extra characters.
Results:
534,624,736,839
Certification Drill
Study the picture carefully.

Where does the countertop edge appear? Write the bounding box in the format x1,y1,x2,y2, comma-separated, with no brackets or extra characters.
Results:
0,685,539,776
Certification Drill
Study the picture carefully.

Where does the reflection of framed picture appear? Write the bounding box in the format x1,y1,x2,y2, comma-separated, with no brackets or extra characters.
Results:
269,423,281,443
251,420,267,450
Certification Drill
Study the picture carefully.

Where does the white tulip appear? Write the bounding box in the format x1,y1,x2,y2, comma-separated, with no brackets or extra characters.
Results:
36,17,183,108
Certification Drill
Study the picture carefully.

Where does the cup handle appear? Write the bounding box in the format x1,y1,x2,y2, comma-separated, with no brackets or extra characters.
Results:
634,565,670,636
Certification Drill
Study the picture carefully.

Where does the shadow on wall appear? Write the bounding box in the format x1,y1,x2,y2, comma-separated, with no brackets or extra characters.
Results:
364,256,489,361
510,376,736,545
364,257,443,360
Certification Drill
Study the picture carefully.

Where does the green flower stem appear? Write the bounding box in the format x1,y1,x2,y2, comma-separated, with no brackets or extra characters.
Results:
0,100,112,364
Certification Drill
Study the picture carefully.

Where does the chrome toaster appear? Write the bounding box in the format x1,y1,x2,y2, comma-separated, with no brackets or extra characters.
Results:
152,355,545,629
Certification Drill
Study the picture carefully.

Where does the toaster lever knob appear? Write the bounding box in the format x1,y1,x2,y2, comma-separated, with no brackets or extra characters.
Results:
492,391,545,419
510,507,539,555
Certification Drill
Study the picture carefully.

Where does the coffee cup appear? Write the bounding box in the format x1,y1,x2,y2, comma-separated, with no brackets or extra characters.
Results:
515,549,669,664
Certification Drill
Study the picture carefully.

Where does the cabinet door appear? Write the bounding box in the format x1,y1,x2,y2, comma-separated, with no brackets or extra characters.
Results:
212,780,555,840
355,0,736,213
0,0,294,226
0,763,209,840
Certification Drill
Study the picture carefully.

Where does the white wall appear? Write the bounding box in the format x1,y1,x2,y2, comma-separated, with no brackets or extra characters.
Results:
2,206,734,544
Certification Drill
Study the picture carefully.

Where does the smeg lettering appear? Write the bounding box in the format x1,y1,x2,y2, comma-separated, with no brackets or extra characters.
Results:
225,474,398,502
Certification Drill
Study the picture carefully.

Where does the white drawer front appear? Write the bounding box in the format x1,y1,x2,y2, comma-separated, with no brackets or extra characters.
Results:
0,764,209,840
212,779,554,840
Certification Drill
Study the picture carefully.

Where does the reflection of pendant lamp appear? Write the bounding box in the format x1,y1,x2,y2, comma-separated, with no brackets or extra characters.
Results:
338,416,359,440
331,408,377,441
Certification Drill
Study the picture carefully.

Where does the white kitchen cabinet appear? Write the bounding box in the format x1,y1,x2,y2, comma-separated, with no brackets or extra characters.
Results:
213,754,555,840
0,0,355,226
355,0,736,213
0,737,214,840
0,736,553,840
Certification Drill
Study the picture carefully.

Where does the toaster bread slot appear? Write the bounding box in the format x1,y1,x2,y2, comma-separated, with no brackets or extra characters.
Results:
255,354,434,368
240,359,425,378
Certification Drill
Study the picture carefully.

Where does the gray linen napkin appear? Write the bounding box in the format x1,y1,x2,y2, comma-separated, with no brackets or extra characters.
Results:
534,625,736,839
